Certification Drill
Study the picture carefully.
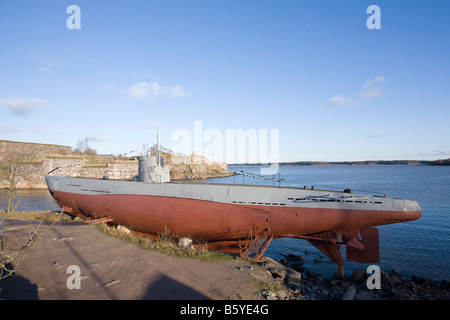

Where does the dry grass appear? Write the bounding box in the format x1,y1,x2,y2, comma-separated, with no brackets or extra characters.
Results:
95,222,236,262
0,210,72,222
0,210,69,281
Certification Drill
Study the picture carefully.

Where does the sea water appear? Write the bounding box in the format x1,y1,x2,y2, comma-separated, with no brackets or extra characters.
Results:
209,164,450,280
2,165,449,280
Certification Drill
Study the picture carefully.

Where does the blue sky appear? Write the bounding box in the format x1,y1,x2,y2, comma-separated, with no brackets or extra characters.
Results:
1,0,449,162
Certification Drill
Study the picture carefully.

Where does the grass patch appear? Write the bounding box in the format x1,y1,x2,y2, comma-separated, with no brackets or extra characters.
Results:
95,223,237,263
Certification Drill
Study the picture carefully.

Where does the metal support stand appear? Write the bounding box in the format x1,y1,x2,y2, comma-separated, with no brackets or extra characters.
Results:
336,264,345,278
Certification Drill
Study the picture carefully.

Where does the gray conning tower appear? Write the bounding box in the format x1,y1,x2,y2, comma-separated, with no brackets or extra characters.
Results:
135,129,171,183
136,154,170,183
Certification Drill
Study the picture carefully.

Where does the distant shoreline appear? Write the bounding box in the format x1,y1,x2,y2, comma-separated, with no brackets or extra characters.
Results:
230,159,450,166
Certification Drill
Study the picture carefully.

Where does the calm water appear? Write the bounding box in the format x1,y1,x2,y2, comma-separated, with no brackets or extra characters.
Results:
2,165,449,280
209,165,450,280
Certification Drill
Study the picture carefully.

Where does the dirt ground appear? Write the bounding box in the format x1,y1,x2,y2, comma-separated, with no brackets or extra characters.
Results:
1,219,281,300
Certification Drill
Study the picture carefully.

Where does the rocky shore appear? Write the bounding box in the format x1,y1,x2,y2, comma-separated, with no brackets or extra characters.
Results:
259,254,450,300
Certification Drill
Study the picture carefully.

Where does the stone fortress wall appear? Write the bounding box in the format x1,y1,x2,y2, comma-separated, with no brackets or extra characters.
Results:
0,140,231,189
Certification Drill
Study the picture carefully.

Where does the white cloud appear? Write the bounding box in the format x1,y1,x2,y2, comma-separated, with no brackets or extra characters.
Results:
0,126,21,134
0,97,49,117
143,120,159,130
359,87,384,99
363,76,385,89
329,94,355,107
30,128,46,135
359,76,385,99
125,81,187,100
329,76,386,107
39,59,61,73
414,149,450,158
126,82,162,100
168,85,186,98
85,135,106,142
